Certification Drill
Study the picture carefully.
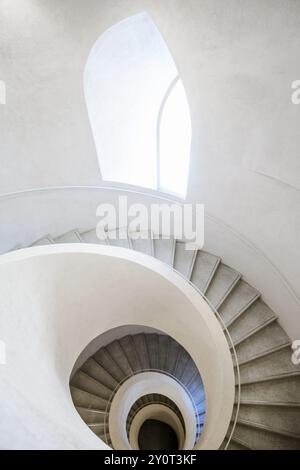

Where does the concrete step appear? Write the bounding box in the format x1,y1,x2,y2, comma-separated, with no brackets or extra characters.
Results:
218,280,260,326
30,235,54,246
205,263,241,309
232,419,300,450
237,403,300,436
93,348,126,383
234,322,290,365
132,334,151,370
119,335,142,373
129,230,153,256
79,228,108,245
153,237,175,266
239,347,300,384
89,422,109,438
70,386,107,411
227,437,253,450
70,371,111,400
106,228,131,249
228,299,276,345
157,335,170,371
53,230,82,243
145,334,159,370
240,374,300,404
190,250,220,294
80,358,118,391
76,406,106,424
164,338,180,375
173,241,197,279
106,340,133,377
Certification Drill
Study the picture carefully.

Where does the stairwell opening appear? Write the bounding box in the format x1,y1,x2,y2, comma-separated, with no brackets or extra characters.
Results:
138,419,179,450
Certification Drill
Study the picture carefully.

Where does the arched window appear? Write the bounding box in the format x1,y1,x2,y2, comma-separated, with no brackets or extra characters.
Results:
84,12,192,198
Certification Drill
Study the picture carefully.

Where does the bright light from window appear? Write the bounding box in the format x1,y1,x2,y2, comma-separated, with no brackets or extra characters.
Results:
159,80,192,197
85,13,192,199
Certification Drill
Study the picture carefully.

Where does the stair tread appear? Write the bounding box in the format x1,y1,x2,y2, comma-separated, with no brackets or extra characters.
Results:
106,228,131,248
53,230,82,243
205,263,241,309
31,235,54,246
129,230,153,255
219,280,260,327
190,250,220,294
173,241,197,279
80,228,107,245
153,237,175,265
236,417,300,439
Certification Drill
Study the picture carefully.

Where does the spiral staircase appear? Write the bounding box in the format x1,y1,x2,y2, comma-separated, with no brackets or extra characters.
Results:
12,226,300,450
70,333,205,449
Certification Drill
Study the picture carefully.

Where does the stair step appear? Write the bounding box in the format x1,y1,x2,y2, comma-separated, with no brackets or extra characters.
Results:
145,334,159,370
237,403,300,436
173,348,191,380
119,336,142,373
76,406,106,424
205,263,241,309
106,341,133,377
173,241,197,279
227,437,254,450
71,371,112,400
238,347,300,384
31,235,54,246
129,230,153,256
164,339,180,376
132,334,151,370
239,400,300,408
80,358,118,391
80,228,108,245
189,381,206,405
236,340,291,367
240,374,300,403
153,237,175,266
70,386,107,411
229,299,277,345
89,423,109,438
53,230,82,243
157,335,170,371
233,419,300,449
239,370,300,386
180,359,199,388
93,348,126,383
106,228,131,249
218,280,260,327
190,250,220,294
185,368,202,389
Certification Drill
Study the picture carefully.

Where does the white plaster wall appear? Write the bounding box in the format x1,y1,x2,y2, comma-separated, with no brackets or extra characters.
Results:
0,245,234,449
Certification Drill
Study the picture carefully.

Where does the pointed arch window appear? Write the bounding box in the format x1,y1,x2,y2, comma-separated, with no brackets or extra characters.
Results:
84,12,192,198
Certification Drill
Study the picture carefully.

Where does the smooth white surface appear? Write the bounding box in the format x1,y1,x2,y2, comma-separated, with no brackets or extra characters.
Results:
84,12,177,189
109,372,194,449
0,244,234,449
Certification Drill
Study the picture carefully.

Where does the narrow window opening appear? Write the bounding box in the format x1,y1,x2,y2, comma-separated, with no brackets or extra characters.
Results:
85,12,192,198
